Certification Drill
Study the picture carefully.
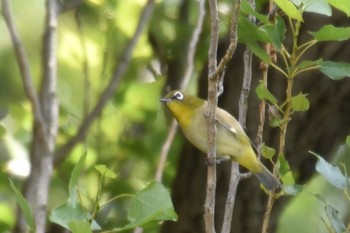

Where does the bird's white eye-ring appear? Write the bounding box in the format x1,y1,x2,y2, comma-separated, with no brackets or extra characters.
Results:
174,91,184,100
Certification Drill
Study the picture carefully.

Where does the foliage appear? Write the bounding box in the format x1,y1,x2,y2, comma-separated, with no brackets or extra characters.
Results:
311,151,350,233
48,153,176,232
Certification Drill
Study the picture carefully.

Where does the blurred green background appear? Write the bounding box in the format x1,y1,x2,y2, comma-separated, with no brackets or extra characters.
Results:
0,0,349,232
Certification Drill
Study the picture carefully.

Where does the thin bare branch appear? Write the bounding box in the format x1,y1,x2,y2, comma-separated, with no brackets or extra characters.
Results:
156,0,206,182
209,0,241,82
1,0,46,139
54,0,155,166
205,0,219,232
155,119,178,181
221,1,248,232
180,0,206,90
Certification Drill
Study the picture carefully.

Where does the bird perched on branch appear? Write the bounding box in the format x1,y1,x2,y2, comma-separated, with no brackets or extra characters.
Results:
160,90,280,190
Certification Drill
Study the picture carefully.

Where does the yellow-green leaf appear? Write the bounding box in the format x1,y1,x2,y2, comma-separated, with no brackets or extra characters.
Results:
255,83,277,104
260,143,276,159
274,0,303,21
291,93,310,112
95,165,117,179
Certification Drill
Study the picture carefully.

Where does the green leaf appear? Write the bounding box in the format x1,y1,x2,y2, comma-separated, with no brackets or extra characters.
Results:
295,59,322,70
311,151,347,189
69,152,87,207
283,184,303,195
319,61,350,80
292,0,332,16
291,92,310,112
346,135,350,148
238,17,271,63
278,153,290,176
95,165,117,179
49,202,101,231
255,83,277,104
260,143,276,159
259,17,286,50
9,179,36,232
281,171,295,185
310,25,350,41
274,0,303,21
238,17,270,43
325,204,346,233
328,0,350,17
241,0,268,23
115,181,177,231
68,221,93,233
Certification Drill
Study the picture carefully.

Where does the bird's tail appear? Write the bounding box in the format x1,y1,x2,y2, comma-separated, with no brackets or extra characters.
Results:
254,164,280,190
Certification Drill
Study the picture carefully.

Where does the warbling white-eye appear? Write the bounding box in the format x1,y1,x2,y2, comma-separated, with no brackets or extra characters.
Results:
160,90,280,190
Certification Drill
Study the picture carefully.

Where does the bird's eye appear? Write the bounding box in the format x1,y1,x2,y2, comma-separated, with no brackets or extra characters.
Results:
174,91,184,100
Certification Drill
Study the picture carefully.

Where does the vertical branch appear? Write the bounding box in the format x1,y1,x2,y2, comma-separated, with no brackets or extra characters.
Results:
156,0,206,182
220,0,245,232
205,0,219,231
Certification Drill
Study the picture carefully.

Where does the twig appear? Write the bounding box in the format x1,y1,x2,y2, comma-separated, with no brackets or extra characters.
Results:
155,0,205,182
155,119,178,181
180,0,205,90
220,1,245,232
209,0,241,81
54,0,156,167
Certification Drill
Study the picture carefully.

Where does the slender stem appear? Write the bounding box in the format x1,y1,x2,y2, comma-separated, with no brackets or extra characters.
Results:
295,40,317,64
221,0,248,230
270,62,288,78
155,119,178,181
294,65,320,76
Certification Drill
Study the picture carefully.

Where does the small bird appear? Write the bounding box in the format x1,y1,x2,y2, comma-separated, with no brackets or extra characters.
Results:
160,90,280,190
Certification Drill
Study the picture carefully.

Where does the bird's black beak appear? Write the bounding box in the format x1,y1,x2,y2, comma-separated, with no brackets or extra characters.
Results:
160,97,171,102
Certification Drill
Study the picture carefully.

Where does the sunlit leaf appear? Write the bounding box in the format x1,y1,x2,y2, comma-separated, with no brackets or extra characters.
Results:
278,153,290,176
274,0,303,21
281,171,295,185
291,92,310,112
114,181,177,231
260,143,276,159
328,0,350,17
68,221,93,233
319,61,350,80
9,179,36,232
310,25,350,41
95,165,117,179
311,151,347,189
255,83,277,104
